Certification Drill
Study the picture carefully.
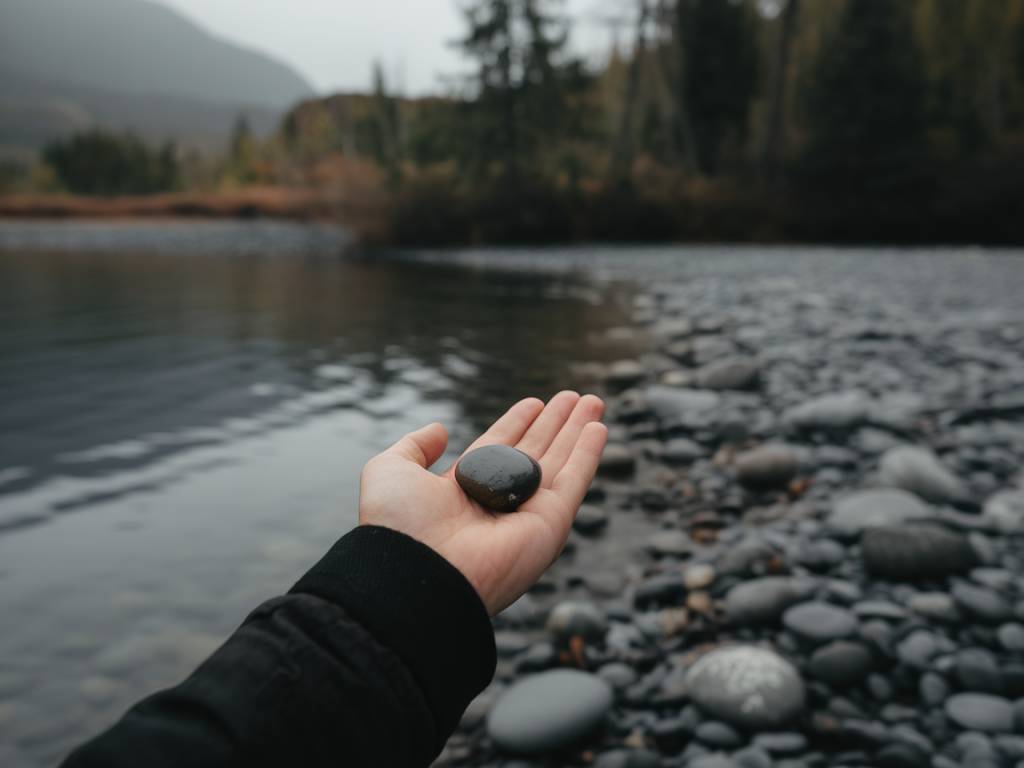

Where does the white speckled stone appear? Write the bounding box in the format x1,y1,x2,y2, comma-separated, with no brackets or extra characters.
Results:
685,646,806,730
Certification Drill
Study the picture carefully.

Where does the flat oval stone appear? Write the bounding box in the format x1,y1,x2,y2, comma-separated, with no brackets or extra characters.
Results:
487,669,613,753
456,445,541,512
685,646,806,730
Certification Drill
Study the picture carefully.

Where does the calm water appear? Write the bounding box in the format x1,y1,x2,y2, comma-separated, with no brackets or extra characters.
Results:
1,221,1022,766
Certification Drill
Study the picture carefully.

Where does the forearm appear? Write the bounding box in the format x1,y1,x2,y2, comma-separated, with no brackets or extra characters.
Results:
63,526,497,768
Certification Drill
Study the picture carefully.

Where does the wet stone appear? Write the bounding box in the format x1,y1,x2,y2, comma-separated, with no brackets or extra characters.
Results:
956,648,1003,693
998,624,1024,652
879,445,968,504
808,641,873,688
573,505,608,536
684,564,716,590
546,601,607,644
685,646,806,731
953,582,1014,624
782,602,858,645
784,391,870,430
455,445,541,512
487,669,613,754
725,577,810,626
695,357,761,391
735,444,800,491
896,630,941,669
695,721,743,748
861,524,978,581
605,360,646,390
645,529,692,558
661,437,704,465
982,489,1024,533
919,672,950,706
827,489,934,537
752,732,808,755
598,444,636,477
945,693,1015,733
733,746,773,768
909,592,961,623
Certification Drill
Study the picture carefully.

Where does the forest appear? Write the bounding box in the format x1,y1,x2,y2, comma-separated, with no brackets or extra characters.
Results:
14,0,1024,245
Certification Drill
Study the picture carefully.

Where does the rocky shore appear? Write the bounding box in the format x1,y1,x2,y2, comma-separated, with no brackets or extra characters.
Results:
436,271,1024,768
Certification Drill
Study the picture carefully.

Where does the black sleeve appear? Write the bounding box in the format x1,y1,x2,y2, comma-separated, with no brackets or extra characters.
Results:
62,525,497,768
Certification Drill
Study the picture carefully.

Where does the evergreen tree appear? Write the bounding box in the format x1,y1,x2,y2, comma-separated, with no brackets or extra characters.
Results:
675,0,758,175
802,0,929,203
455,0,584,183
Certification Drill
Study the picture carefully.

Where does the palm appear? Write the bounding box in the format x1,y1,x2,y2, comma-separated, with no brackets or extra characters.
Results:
359,392,607,614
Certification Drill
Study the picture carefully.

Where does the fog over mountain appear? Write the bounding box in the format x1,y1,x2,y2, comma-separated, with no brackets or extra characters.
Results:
0,0,316,154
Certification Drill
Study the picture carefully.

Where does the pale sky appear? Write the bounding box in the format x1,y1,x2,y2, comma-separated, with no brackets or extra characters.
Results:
154,0,619,96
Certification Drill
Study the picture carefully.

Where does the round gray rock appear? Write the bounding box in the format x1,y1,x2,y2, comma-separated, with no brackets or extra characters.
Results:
605,360,646,390
725,577,812,626
695,357,761,391
982,489,1024,533
546,601,607,643
661,437,704,465
782,602,857,644
944,693,1015,733
879,445,967,504
598,444,635,477
685,646,806,730
827,489,934,537
784,391,869,430
643,386,721,422
646,529,692,558
487,669,613,754
808,641,873,687
735,444,800,491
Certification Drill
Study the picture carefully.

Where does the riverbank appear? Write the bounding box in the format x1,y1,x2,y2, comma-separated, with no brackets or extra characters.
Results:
0,188,336,221
5,148,1024,248
436,250,1024,767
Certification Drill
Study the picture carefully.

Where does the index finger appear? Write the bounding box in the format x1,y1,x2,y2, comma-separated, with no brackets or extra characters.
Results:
550,422,609,510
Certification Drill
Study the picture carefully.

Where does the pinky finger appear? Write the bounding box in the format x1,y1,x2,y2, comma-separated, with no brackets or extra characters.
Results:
550,422,608,511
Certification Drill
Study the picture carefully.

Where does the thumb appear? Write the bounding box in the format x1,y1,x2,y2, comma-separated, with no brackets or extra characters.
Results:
385,422,449,468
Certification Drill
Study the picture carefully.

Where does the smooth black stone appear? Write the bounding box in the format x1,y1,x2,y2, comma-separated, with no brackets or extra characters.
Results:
861,524,977,581
808,641,873,688
956,648,1004,694
695,721,743,748
874,742,930,768
456,445,541,512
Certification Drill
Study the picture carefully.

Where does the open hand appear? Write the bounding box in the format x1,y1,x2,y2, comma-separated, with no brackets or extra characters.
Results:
359,392,607,615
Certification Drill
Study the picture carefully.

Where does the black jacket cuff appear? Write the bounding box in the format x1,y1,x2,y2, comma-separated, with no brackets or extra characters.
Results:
289,525,496,740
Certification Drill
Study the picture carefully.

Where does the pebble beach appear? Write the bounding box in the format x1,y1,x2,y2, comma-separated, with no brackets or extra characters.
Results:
436,249,1024,768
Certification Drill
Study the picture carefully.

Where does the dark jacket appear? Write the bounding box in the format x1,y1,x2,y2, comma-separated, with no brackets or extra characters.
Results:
62,525,497,767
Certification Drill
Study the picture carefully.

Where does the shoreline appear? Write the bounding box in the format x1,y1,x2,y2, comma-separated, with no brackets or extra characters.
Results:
0,188,336,222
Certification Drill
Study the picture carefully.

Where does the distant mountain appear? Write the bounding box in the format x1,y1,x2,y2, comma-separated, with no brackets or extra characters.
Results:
0,0,316,155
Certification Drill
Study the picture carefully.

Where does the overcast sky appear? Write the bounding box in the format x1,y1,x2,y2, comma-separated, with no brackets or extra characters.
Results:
156,0,618,96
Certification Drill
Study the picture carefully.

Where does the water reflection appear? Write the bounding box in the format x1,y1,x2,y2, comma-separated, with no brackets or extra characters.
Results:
0,236,639,510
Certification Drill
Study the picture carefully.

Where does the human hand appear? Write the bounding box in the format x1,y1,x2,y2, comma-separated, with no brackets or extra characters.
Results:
359,392,607,615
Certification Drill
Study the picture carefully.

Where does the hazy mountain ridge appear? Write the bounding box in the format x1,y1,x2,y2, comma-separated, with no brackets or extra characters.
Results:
0,0,315,154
